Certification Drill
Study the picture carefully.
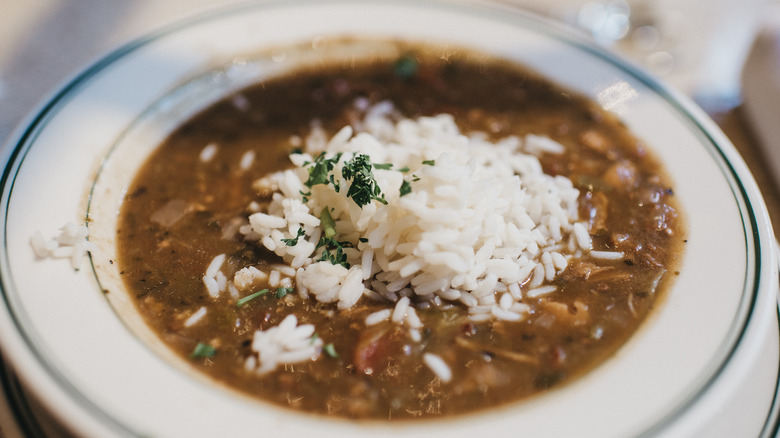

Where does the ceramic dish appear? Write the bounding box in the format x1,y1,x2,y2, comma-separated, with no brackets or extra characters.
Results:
0,1,778,437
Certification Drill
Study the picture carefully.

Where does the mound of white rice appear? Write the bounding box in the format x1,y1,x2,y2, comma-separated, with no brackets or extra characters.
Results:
240,101,594,326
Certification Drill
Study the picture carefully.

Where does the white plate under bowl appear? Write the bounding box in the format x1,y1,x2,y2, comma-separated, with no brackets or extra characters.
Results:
0,1,778,437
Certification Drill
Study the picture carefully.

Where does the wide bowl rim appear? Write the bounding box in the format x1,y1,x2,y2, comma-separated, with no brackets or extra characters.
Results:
0,0,776,437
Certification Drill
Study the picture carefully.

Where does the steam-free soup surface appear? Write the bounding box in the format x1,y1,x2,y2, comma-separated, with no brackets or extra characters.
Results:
117,43,683,419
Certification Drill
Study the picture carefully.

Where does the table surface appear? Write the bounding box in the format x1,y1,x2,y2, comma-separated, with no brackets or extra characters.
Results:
1,1,780,436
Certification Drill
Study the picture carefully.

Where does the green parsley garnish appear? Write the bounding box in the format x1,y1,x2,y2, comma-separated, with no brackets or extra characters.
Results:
302,152,388,208
276,287,293,298
397,166,410,173
236,289,269,307
304,152,342,189
342,154,387,207
422,159,435,166
372,163,393,170
316,236,352,267
281,227,305,246
190,342,216,358
393,55,418,80
323,343,339,358
399,180,412,197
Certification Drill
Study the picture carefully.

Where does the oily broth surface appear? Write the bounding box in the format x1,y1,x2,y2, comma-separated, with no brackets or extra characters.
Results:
116,44,684,419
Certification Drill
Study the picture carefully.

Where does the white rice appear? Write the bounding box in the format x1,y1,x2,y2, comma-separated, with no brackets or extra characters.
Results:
203,276,219,298
240,150,256,170
247,314,324,375
526,285,558,299
233,266,268,290
337,266,365,309
203,253,226,298
233,101,603,369
423,353,452,383
215,271,227,293
499,292,513,310
184,306,207,327
273,264,298,277
30,222,96,270
269,269,281,287
227,282,240,300
205,253,225,278
365,308,392,325
406,307,423,329
524,133,566,154
200,143,218,162
491,306,525,321
573,222,592,251
391,296,411,323
590,250,625,260
258,106,585,315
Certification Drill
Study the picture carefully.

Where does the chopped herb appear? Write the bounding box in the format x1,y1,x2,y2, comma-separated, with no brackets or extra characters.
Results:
329,173,341,193
422,159,435,166
411,174,421,182
305,152,342,188
397,166,410,173
323,343,339,358
310,333,320,344
372,163,393,170
237,289,269,307
190,342,216,358
289,147,304,155
320,207,337,239
276,287,293,298
399,180,412,197
302,153,387,208
358,237,368,243
393,55,418,79
342,154,387,207
316,236,352,267
281,227,305,246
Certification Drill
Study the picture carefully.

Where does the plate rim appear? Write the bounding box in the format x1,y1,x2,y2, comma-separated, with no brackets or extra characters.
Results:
0,0,774,436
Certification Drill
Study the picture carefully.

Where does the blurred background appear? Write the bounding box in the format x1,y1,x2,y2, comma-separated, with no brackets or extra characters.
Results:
1,0,777,136
3,0,780,198
0,0,779,433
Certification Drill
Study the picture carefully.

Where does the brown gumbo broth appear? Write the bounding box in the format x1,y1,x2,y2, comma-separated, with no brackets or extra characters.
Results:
116,44,683,419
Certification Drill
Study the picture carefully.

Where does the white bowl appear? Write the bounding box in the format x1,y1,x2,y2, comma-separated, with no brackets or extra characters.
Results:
0,1,778,437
